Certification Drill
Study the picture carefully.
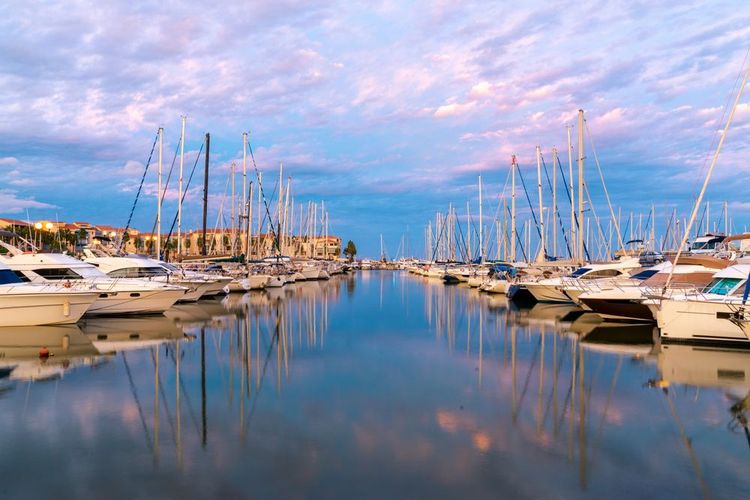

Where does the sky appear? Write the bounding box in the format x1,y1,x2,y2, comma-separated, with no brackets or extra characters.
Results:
1,0,750,258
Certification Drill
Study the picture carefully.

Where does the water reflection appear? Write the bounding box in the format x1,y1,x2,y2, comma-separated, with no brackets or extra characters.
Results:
0,271,747,499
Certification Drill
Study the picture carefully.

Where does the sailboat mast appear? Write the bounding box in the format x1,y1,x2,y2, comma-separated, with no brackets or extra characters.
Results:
156,126,163,259
277,163,283,255
577,109,585,263
231,161,236,257
202,133,210,256
478,175,483,262
466,201,471,262
256,171,262,257
242,132,248,256
536,145,544,260
567,125,575,260
552,147,558,257
511,156,517,262
178,116,185,256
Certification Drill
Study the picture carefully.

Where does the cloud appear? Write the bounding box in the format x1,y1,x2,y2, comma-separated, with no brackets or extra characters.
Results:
0,1,749,256
0,189,57,213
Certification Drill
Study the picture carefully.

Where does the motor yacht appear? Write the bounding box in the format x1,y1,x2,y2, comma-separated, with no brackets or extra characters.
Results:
651,263,750,345
0,250,187,315
523,258,641,303
82,252,216,302
0,262,99,326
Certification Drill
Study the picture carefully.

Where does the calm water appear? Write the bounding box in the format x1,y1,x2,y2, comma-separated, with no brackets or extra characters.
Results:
0,271,748,499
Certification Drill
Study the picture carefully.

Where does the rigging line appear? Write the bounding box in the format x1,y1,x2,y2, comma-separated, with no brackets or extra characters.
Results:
583,181,612,259
150,135,183,239
692,45,750,197
695,203,707,238
516,164,544,243
661,209,675,252
505,205,528,261
584,120,625,254
555,154,591,260
151,347,177,445
244,306,282,431
430,210,450,262
247,140,282,256
122,353,154,453
666,56,750,290
541,154,573,258
164,142,205,245
119,130,159,253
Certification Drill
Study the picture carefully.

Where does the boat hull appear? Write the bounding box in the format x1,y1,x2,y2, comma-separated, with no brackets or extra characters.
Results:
0,290,98,326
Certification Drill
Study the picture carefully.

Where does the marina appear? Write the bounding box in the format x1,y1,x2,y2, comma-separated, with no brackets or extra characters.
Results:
0,271,747,498
3,1,750,498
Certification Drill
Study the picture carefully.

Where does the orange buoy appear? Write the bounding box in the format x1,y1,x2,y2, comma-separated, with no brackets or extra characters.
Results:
39,346,50,358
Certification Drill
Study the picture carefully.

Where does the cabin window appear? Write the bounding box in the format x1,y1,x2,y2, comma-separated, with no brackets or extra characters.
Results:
703,277,742,295
0,269,23,285
32,268,84,280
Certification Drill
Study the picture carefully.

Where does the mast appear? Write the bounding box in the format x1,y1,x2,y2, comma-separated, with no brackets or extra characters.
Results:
202,133,210,256
665,59,750,288
277,163,283,255
552,147,558,257
725,201,729,234
251,181,253,263
567,125,575,260
242,132,248,256
511,156,517,262
536,145,545,261
577,110,585,263
231,161,236,257
478,175,483,262
466,201,471,262
178,115,185,256
156,127,163,259
256,172,262,257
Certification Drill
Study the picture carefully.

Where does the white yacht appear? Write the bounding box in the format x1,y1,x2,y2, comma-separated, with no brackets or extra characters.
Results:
83,252,216,302
577,258,726,321
524,258,641,303
652,264,750,345
1,251,187,315
0,262,99,326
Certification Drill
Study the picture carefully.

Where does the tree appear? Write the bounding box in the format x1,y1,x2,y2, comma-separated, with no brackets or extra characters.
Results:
343,240,357,261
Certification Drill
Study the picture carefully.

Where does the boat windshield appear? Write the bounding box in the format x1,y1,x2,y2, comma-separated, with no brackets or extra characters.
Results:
0,269,23,285
703,277,742,295
631,269,659,280
108,267,168,278
570,268,591,278
32,268,84,280
691,240,718,251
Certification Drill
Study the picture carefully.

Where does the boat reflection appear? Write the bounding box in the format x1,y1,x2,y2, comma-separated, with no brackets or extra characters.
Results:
655,343,750,446
80,316,187,354
0,325,102,382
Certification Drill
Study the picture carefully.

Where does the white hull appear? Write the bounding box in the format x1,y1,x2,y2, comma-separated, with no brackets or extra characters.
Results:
655,298,749,344
265,276,285,288
479,279,508,294
525,282,571,303
85,288,185,315
467,277,484,288
0,288,98,326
